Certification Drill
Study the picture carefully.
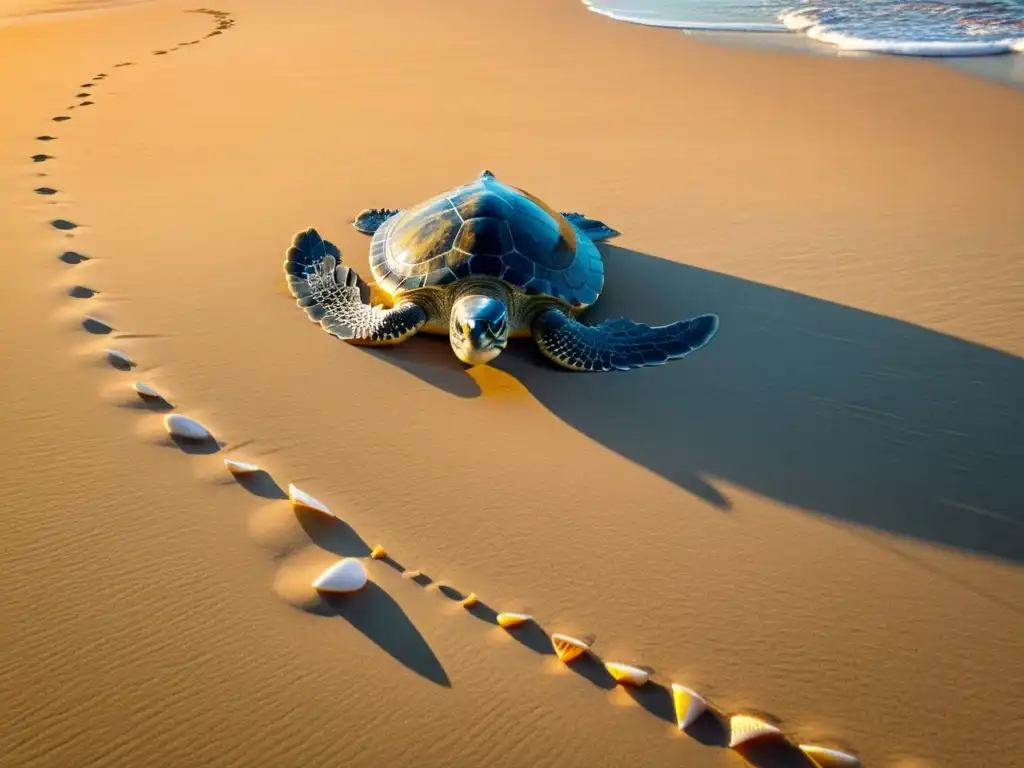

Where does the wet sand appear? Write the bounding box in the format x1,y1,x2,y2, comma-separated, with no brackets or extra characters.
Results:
1,0,1022,766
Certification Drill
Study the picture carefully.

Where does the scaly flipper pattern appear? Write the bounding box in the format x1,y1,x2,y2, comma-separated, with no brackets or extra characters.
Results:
532,308,719,371
284,228,426,345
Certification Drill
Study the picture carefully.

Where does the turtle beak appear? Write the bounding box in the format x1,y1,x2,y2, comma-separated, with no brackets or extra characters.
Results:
463,320,489,349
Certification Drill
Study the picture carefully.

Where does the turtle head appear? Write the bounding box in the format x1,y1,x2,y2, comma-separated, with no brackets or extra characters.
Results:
450,294,508,366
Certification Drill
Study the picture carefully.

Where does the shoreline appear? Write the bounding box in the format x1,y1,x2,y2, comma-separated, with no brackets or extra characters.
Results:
690,28,1024,90
1,0,1022,766
581,1,1024,89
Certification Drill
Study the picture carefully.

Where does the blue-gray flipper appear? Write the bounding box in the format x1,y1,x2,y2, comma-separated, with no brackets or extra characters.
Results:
284,227,426,345
352,208,403,235
532,308,718,372
562,212,620,243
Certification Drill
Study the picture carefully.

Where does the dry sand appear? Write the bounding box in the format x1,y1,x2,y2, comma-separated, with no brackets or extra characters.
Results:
1,0,1022,766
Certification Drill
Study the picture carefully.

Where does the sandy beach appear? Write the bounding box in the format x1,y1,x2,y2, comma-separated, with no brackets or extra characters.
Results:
1,0,1022,766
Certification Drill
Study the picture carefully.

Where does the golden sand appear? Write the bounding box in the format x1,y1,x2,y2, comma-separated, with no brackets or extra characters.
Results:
1,0,1022,766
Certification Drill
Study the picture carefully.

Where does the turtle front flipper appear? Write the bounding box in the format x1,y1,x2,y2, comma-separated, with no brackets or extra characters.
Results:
532,308,718,372
562,212,620,242
285,227,426,345
352,208,403,235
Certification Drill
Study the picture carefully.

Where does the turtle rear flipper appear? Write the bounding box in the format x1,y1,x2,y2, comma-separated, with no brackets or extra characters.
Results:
352,208,402,235
532,308,718,372
562,212,620,243
285,227,426,345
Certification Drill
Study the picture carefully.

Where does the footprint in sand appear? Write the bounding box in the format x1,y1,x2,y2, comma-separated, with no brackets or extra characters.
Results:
34,187,57,195
58,250,88,264
75,93,90,98
67,286,97,299
78,83,93,88
79,101,94,107
31,154,52,163
153,50,168,55
36,135,57,141
113,61,134,67
51,219,78,231
52,115,70,122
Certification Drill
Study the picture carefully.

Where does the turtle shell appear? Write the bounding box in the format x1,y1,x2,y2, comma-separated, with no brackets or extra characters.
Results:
368,172,605,309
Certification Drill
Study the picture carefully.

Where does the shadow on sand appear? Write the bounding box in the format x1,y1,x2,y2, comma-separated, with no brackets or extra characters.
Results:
315,582,451,688
293,506,373,559
166,434,223,455
360,244,1024,569
230,469,290,500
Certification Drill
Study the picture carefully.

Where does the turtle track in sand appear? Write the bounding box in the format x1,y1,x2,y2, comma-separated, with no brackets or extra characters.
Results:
30,8,862,767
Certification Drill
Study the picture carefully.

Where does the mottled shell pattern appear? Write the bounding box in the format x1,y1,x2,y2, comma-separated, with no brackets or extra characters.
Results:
368,174,605,309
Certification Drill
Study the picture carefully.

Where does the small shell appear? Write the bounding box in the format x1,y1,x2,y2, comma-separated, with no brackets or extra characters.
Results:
550,633,591,663
369,545,387,560
132,382,165,402
105,348,134,368
604,662,650,686
288,483,332,517
728,715,782,748
496,612,533,629
671,684,709,730
312,558,368,594
460,592,478,608
164,414,213,441
224,459,260,476
798,745,861,768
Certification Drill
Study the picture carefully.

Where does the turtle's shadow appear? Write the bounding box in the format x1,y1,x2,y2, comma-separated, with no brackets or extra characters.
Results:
364,244,1024,570
364,336,480,397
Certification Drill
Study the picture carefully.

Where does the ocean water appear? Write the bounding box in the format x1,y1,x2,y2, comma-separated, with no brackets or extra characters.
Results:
584,0,1024,56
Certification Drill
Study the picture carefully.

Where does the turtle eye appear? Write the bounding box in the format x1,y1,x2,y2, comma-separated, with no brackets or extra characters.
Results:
492,318,507,336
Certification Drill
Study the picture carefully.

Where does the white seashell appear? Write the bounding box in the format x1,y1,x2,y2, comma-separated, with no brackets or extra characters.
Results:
164,414,213,441
604,662,651,686
224,459,260,476
312,557,368,594
550,633,591,663
287,483,333,517
728,715,782,748
496,612,533,629
671,684,709,730
105,348,134,368
798,745,861,768
132,381,165,402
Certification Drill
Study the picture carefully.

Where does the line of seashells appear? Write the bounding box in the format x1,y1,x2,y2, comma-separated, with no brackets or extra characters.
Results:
53,11,850,759
152,405,860,768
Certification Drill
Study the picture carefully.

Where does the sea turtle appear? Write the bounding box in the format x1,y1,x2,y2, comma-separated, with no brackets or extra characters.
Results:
283,170,719,371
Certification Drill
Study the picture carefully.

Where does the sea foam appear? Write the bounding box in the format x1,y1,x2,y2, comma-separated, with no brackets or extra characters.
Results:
584,0,1024,58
